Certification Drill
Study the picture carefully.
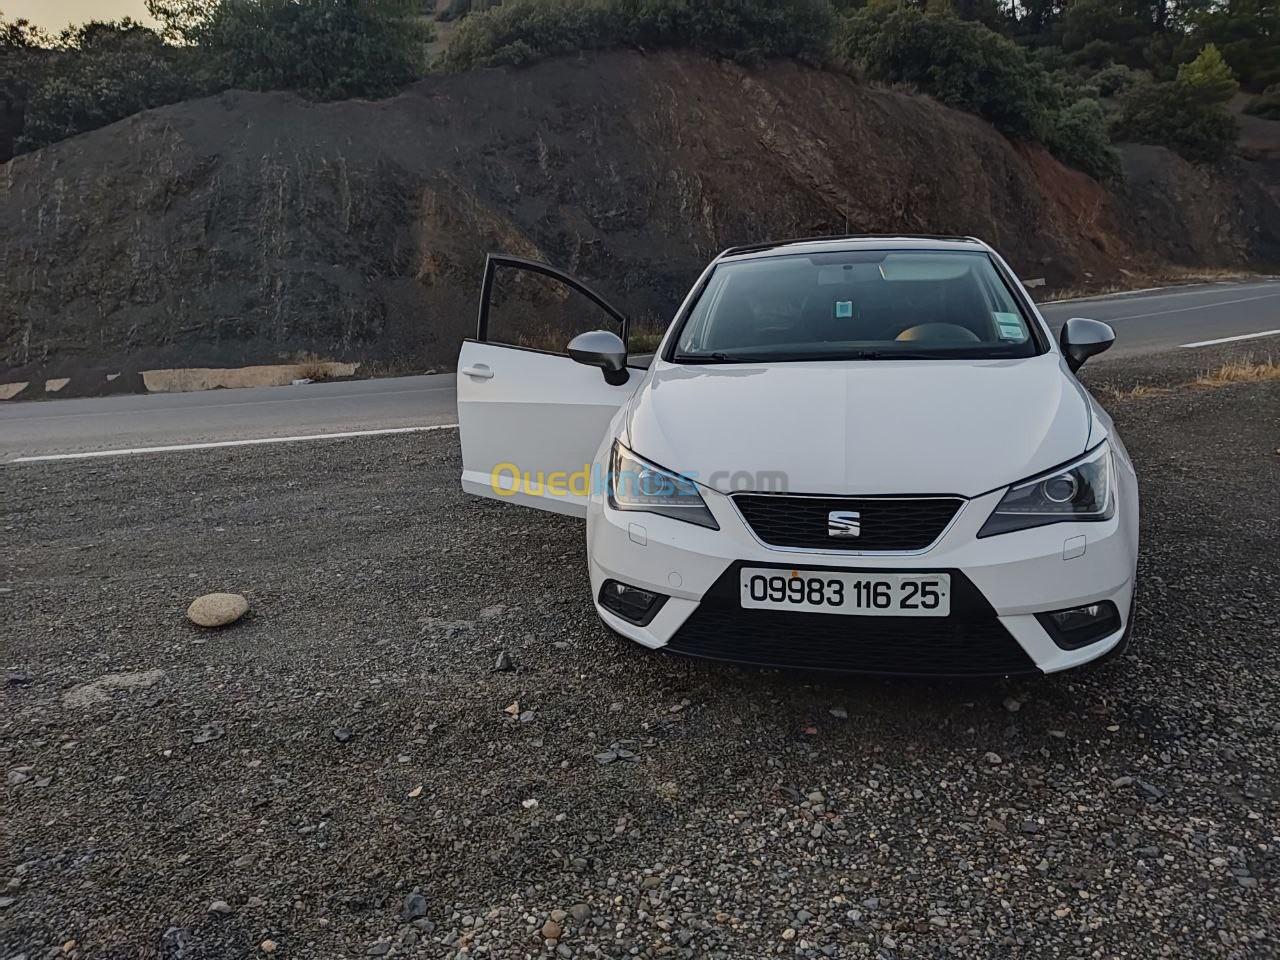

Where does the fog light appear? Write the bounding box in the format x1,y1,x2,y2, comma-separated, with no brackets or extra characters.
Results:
598,579,667,626
1036,601,1121,650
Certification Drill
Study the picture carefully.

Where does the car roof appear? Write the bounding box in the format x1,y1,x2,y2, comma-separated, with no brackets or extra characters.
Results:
716,235,992,262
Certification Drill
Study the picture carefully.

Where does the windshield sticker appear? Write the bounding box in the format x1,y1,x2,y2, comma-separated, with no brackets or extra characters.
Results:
834,301,854,319
994,312,1024,339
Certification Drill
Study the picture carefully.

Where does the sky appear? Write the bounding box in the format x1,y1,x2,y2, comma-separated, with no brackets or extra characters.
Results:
5,0,158,31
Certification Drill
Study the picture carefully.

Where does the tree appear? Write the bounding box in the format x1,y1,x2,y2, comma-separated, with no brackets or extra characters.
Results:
1176,42,1238,102
1060,0,1147,67
16,20,200,154
1,16,51,159
182,0,432,100
1182,0,1280,90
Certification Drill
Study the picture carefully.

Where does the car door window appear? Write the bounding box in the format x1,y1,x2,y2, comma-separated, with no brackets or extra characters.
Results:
480,256,628,355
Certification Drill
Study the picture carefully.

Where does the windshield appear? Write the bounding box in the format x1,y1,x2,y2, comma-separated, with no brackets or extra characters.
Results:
671,250,1042,362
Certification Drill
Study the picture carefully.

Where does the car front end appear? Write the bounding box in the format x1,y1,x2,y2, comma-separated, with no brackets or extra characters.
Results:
587,430,1139,676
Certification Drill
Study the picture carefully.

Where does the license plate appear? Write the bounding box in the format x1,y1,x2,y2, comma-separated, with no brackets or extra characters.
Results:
739,569,951,617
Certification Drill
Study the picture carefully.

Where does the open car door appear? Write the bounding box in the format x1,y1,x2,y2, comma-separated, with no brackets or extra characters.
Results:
458,255,643,518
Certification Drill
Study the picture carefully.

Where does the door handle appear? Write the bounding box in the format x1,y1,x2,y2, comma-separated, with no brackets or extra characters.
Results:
461,364,494,380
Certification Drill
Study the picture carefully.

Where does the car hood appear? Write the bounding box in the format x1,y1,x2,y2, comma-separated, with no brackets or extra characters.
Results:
624,355,1091,497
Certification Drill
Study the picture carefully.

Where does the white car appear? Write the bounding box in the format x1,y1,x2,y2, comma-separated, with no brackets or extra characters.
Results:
458,236,1139,676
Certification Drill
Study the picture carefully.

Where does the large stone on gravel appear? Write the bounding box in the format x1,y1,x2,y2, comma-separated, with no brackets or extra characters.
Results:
187,593,249,628
400,892,428,921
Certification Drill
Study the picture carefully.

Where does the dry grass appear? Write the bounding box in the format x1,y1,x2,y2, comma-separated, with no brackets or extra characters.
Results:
1194,355,1280,388
627,330,665,353
291,355,337,381
1099,382,1173,402
1046,281,1137,303
1096,355,1278,403
295,359,334,382
1164,267,1275,283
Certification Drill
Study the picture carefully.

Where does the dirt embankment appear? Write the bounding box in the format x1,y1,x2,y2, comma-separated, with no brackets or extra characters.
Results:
2,51,1278,383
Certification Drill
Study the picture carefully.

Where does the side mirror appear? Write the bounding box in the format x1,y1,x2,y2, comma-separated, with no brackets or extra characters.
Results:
1060,317,1115,372
567,330,629,386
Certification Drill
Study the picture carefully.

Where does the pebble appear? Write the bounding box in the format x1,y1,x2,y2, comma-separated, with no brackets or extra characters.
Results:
186,592,250,627
401,891,428,920
1002,697,1021,713
542,919,563,940
193,723,225,744
569,903,591,923
493,650,515,672
208,900,233,914
984,752,1003,765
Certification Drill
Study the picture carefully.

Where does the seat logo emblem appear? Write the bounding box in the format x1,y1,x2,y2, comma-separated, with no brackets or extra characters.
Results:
828,511,861,537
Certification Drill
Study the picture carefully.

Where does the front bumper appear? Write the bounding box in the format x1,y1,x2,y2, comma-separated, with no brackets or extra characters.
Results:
586,482,1137,676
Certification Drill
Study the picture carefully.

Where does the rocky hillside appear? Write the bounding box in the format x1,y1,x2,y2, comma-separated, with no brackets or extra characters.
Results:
2,50,1278,381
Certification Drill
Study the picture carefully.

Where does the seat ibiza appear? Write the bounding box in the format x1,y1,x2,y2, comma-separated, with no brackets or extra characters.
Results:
457,236,1139,676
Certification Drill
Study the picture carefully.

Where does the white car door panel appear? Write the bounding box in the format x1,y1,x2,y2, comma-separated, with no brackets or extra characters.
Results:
458,342,636,517
457,255,641,518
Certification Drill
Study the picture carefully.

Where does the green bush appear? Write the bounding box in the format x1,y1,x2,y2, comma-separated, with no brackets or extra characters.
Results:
16,20,201,154
1041,97,1120,180
842,8,1052,140
1091,62,1142,98
1112,79,1238,162
186,0,432,100
439,0,838,71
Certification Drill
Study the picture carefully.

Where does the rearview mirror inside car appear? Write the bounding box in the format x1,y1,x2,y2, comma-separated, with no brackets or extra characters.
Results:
568,330,629,385
1060,317,1116,372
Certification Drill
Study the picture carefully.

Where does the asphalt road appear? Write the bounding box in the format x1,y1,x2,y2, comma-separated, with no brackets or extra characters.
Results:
3,279,1277,462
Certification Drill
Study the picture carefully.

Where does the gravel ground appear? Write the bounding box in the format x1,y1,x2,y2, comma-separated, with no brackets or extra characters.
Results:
2,347,1278,960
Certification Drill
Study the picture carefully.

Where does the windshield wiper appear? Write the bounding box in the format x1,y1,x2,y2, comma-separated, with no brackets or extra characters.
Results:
673,351,757,364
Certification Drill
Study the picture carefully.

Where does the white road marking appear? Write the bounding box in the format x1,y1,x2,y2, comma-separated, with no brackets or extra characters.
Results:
3,383,456,424
1180,329,1280,349
1108,291,1280,322
9,424,459,463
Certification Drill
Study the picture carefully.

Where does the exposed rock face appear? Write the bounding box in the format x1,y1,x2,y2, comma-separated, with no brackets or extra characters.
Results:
1,51,1276,381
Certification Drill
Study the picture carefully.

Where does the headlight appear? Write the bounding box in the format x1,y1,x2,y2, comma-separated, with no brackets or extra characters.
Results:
608,442,718,530
978,442,1113,537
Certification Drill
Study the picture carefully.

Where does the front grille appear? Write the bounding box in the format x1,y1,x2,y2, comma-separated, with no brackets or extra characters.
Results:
733,494,963,552
665,563,1039,678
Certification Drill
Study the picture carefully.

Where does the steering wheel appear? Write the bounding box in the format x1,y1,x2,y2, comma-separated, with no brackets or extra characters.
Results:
895,323,982,343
